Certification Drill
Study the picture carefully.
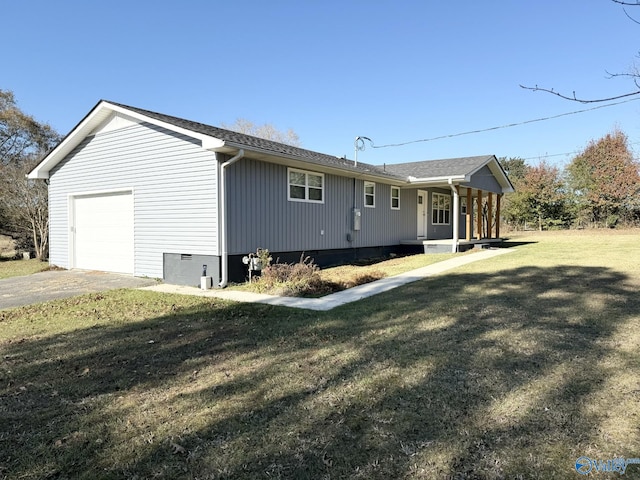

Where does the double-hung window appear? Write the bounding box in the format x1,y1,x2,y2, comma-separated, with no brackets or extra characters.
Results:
391,187,400,210
432,193,451,225
288,168,324,203
364,181,375,208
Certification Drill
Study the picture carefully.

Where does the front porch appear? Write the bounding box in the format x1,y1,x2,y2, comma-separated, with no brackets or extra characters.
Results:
400,237,505,253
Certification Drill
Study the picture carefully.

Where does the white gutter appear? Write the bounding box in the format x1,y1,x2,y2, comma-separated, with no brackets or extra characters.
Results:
449,178,459,253
409,174,467,184
218,149,245,288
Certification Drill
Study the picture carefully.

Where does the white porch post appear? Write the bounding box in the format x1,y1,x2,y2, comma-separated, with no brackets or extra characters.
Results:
449,179,459,253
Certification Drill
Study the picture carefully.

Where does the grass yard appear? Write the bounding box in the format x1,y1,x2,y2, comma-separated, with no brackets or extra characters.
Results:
0,258,49,280
1,230,640,479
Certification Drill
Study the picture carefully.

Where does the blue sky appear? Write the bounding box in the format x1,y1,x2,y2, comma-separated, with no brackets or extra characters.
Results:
3,0,639,167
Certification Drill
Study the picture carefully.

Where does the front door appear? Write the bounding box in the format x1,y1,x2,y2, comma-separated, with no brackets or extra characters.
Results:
417,190,427,238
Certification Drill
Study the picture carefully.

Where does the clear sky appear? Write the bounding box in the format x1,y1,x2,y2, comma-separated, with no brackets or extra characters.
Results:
3,0,639,168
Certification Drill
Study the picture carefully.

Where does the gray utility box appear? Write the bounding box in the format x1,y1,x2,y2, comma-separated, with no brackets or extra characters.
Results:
163,253,220,287
353,208,361,231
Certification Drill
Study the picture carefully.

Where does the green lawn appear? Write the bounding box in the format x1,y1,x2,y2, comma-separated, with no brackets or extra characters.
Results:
1,230,639,479
0,258,49,279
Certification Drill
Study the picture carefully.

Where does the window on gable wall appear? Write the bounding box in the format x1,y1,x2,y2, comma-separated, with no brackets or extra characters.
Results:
432,192,451,225
288,168,324,203
364,181,375,208
391,186,400,210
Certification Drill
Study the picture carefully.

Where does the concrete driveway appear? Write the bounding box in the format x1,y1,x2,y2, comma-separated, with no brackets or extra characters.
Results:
0,270,157,310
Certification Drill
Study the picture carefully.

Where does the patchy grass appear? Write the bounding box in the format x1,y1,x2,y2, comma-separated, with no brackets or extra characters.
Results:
1,230,640,479
319,252,461,283
0,258,49,279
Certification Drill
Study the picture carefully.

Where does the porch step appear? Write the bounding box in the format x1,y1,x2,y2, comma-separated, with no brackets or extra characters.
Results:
423,243,452,254
400,238,504,254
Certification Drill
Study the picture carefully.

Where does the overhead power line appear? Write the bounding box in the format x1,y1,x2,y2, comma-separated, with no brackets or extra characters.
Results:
370,97,640,149
523,140,640,162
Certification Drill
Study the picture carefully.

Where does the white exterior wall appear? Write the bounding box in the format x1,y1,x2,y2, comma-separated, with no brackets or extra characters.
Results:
48,121,217,278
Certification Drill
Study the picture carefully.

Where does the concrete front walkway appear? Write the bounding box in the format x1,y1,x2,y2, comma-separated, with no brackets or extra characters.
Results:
141,248,513,311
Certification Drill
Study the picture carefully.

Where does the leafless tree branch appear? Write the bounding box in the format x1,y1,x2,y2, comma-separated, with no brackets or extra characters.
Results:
521,0,640,103
611,0,640,5
623,6,640,24
519,84,640,103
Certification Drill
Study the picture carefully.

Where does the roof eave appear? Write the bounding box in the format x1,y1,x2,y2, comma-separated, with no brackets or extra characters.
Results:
211,141,407,184
408,174,467,185
28,101,226,179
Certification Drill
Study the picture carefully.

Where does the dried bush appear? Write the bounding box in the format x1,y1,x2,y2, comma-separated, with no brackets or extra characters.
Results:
339,270,386,289
256,254,334,297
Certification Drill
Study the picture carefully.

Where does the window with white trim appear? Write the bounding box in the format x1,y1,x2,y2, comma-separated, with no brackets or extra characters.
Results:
364,181,375,208
432,192,451,225
288,168,324,203
391,186,400,210
460,197,467,215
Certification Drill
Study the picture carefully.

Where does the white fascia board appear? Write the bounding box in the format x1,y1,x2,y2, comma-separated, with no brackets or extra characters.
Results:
104,103,223,148
28,101,225,179
201,137,226,150
486,159,515,193
28,103,112,179
408,175,467,185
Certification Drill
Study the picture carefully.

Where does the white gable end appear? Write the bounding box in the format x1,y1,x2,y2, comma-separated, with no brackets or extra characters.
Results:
89,112,141,136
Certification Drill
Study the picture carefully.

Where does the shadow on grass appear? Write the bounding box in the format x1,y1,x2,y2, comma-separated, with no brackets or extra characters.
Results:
497,238,538,249
1,264,638,479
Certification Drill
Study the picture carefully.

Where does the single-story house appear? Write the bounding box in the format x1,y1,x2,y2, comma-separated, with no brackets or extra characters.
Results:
28,100,514,286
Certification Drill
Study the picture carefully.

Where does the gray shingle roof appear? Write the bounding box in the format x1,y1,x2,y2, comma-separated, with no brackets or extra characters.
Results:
379,155,495,178
108,101,407,181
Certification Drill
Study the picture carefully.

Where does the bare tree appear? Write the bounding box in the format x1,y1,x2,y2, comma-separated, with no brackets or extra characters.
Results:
220,118,301,147
0,89,60,259
0,161,49,259
521,1,640,103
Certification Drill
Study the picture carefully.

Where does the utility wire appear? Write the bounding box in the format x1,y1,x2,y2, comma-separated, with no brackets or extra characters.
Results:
523,141,640,161
371,97,640,149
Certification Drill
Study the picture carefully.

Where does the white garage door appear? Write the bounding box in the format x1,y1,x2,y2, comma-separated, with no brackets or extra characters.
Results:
73,191,134,274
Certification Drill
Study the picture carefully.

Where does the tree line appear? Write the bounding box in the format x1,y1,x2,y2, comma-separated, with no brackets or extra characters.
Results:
499,129,640,230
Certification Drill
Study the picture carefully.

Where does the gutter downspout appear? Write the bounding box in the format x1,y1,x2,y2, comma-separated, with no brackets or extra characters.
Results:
219,149,245,288
449,179,459,253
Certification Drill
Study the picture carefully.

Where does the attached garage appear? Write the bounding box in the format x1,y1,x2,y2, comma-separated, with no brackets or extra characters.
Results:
71,191,134,274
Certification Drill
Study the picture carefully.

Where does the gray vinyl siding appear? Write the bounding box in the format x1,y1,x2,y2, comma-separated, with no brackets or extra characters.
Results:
225,158,416,255
425,187,454,239
48,122,217,278
468,165,502,192
356,182,416,247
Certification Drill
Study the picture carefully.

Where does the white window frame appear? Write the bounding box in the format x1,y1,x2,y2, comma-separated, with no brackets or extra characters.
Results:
460,197,467,215
432,192,451,225
391,186,400,210
287,168,324,204
364,181,375,208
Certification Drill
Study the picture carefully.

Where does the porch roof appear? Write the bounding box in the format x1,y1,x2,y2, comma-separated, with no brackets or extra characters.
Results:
381,155,514,193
